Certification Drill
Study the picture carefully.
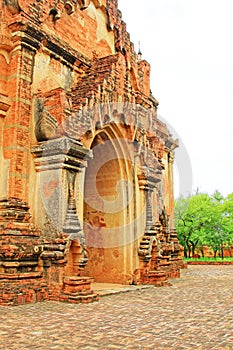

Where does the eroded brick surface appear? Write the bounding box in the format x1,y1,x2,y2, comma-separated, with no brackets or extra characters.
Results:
0,0,185,304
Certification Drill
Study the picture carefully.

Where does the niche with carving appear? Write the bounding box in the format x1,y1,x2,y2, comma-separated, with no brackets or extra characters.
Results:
48,8,61,22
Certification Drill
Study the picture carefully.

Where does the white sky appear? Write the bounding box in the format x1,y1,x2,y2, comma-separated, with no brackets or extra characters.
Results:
118,0,233,198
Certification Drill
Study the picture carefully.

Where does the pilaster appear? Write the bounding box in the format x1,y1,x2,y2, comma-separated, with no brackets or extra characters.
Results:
137,166,168,285
3,28,37,202
32,136,97,303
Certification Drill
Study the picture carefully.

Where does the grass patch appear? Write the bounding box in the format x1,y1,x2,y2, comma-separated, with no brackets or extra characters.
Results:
183,257,233,262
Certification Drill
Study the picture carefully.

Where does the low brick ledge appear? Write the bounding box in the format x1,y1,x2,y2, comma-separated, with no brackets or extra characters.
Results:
0,272,43,279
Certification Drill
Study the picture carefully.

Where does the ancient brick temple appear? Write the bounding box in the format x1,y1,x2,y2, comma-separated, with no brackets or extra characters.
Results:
0,0,184,305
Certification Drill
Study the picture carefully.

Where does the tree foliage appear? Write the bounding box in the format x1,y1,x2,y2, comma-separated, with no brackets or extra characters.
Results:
175,191,233,258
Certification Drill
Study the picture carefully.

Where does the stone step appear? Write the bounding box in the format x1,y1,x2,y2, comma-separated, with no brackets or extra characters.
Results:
60,276,98,304
147,270,169,287
64,277,93,285
59,293,99,304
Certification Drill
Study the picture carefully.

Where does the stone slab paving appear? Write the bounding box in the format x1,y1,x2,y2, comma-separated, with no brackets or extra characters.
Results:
92,282,152,296
0,266,233,350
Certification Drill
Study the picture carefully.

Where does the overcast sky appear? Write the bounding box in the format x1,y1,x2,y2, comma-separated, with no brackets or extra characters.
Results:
118,0,233,198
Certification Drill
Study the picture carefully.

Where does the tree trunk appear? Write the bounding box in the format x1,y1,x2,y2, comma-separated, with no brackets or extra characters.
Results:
200,247,205,258
191,246,195,257
188,248,191,258
221,247,224,260
190,239,199,258
185,239,191,259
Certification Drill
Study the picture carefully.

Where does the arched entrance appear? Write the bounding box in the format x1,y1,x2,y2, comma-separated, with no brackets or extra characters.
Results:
82,128,135,283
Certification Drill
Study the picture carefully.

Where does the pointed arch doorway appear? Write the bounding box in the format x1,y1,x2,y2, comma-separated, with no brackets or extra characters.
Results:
82,128,136,284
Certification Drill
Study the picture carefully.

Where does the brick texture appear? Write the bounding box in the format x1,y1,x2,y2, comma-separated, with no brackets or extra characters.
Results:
0,0,185,305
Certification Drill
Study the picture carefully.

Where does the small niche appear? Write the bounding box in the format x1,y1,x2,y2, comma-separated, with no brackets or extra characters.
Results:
64,2,75,15
49,8,60,22
79,0,90,10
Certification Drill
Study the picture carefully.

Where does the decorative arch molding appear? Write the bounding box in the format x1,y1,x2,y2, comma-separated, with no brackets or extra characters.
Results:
89,123,133,180
91,0,103,8
0,50,10,64
90,121,134,168
102,121,129,144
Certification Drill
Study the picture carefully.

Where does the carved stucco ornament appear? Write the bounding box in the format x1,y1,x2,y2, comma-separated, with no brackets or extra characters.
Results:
34,99,58,142
78,0,90,10
64,1,76,15
3,0,21,14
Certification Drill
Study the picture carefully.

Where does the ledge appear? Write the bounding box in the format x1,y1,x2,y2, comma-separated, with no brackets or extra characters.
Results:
0,272,43,280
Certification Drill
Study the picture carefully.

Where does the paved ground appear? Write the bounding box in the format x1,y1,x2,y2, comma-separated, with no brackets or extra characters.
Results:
93,282,153,296
0,265,233,350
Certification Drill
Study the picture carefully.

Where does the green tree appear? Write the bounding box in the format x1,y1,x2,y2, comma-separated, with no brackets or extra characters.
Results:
175,191,233,259
221,193,233,255
175,194,213,257
204,191,226,258
174,195,192,257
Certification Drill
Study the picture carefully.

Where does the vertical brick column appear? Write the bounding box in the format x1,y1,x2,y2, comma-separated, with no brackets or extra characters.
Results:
0,32,47,306
3,36,36,202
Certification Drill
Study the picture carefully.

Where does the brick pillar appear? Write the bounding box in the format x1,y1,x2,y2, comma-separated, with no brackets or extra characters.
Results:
3,36,36,202
32,137,98,303
0,30,49,306
137,168,168,286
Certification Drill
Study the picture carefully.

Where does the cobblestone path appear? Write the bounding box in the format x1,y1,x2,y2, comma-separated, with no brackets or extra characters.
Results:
0,265,233,350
